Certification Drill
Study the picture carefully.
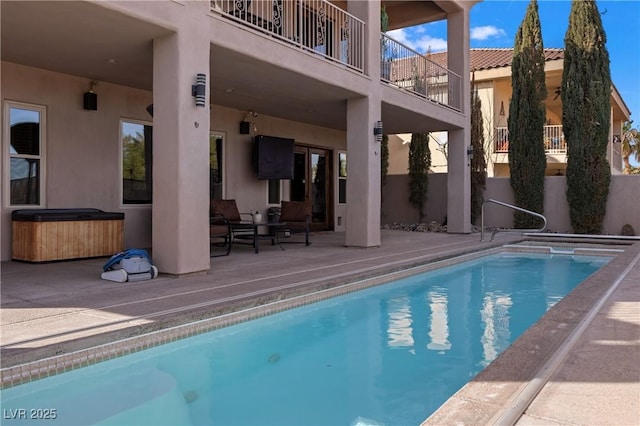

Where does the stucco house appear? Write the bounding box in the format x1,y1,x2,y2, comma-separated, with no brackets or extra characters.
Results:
1,0,478,274
388,48,631,177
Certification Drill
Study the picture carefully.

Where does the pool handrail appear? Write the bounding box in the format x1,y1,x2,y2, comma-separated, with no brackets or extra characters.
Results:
481,199,547,242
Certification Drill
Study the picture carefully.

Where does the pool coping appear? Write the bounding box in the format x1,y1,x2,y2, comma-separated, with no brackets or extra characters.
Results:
422,240,640,425
1,246,504,389
1,239,637,425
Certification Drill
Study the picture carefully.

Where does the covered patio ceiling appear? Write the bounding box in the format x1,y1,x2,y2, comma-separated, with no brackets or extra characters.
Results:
2,0,461,133
1,1,355,130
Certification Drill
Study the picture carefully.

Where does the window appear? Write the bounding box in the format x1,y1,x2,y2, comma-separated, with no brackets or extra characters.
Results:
338,151,346,204
268,179,281,205
121,120,152,204
5,102,45,206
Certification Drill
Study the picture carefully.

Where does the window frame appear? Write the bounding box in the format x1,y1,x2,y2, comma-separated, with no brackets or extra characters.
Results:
210,130,226,201
120,118,153,207
338,151,347,205
267,179,282,206
4,101,47,208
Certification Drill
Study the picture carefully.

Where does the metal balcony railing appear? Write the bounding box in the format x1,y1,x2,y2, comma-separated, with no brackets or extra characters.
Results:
494,125,567,153
211,0,365,72
380,33,462,112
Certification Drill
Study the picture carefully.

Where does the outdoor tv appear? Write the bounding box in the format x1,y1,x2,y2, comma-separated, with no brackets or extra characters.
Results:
254,135,295,180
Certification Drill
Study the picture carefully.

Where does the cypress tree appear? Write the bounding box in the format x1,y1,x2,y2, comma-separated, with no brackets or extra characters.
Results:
508,0,547,228
471,81,487,225
562,0,611,234
408,133,431,222
381,134,389,186
381,134,389,221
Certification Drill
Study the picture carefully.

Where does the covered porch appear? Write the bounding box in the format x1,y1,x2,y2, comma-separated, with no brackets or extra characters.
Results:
1,0,473,276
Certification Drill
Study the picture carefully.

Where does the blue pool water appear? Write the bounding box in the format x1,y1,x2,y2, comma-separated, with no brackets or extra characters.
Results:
1,252,610,426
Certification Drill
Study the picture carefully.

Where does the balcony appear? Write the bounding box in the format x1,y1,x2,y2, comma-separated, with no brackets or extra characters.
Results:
211,0,365,72
380,33,462,112
495,125,566,153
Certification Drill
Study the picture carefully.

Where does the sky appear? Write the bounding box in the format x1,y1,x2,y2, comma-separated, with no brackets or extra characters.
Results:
387,0,640,125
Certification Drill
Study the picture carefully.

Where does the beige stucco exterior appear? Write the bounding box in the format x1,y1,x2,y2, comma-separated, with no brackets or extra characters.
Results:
389,52,630,178
382,50,638,233
1,0,477,272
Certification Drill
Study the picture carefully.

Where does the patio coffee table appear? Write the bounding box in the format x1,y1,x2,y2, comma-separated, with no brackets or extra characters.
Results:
232,222,287,253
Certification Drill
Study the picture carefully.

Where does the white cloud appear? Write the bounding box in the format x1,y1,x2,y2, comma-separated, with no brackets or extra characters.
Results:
470,25,507,41
387,28,448,53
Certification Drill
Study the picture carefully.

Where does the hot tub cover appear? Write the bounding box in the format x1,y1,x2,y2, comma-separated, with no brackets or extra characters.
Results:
11,208,124,222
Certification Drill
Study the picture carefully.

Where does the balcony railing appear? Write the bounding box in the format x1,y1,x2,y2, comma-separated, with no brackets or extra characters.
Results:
211,0,365,72
494,125,567,153
380,33,462,111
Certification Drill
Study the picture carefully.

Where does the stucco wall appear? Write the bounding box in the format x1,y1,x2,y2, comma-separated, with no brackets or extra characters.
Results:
382,173,448,224
382,173,640,235
1,62,348,260
1,61,154,260
213,106,346,215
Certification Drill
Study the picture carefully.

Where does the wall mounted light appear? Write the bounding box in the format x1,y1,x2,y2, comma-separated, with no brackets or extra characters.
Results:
467,145,474,166
83,81,98,111
239,121,251,134
240,111,258,134
499,101,505,116
192,73,207,107
146,104,154,117
373,120,383,143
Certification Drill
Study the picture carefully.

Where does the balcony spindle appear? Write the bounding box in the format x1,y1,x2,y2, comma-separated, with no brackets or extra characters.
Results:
211,0,364,72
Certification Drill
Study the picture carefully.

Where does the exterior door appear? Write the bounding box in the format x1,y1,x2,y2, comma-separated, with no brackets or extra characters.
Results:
292,146,332,231
210,132,224,201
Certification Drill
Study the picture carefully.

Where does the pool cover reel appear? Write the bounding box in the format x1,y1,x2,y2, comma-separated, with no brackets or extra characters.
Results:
101,249,158,283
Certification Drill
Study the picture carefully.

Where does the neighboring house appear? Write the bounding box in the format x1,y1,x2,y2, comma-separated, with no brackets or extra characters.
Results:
1,0,477,274
388,48,631,177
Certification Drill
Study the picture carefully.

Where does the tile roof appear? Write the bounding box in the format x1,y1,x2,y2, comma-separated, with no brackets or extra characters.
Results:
426,48,564,71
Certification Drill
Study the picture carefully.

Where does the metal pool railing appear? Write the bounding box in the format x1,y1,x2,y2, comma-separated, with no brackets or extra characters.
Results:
481,199,547,242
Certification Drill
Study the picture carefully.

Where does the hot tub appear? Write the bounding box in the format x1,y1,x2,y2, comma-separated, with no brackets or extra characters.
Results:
11,208,124,262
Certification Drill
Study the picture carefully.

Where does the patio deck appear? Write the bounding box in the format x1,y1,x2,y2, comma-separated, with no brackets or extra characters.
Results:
1,230,638,425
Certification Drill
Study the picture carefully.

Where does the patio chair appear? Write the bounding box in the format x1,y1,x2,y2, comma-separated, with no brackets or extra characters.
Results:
209,214,232,257
210,199,255,247
276,200,311,246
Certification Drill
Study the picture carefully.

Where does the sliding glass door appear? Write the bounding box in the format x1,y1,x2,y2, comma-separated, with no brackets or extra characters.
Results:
291,146,332,231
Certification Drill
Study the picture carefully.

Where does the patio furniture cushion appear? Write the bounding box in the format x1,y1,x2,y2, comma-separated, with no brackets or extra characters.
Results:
211,199,242,222
210,214,232,257
278,201,311,246
210,199,256,248
280,201,311,223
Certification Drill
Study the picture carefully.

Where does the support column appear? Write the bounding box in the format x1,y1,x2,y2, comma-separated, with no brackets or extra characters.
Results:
446,7,472,233
344,0,382,248
345,96,382,247
152,29,211,274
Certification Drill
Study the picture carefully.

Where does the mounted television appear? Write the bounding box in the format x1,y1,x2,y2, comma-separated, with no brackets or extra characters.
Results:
254,135,295,180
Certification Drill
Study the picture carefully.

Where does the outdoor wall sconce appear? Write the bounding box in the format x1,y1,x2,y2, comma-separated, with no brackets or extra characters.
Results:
83,81,98,111
467,145,474,166
239,121,251,134
240,111,258,134
499,101,505,116
192,73,207,107
146,104,154,117
374,120,383,143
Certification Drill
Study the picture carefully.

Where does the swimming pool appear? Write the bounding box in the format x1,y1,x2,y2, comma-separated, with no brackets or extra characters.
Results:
1,252,610,425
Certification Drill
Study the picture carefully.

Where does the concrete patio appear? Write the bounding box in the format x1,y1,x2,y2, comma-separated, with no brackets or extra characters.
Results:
1,229,638,425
